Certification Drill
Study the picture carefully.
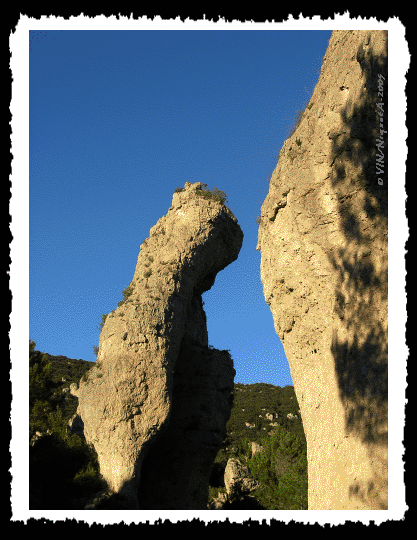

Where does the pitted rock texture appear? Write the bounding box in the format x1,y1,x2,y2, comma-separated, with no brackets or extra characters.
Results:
73,182,243,509
257,30,388,510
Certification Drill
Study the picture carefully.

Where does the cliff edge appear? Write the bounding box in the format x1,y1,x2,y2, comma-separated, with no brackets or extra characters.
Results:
257,30,388,510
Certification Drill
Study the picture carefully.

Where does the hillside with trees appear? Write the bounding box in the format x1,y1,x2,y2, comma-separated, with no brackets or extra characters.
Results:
209,382,307,509
29,341,307,509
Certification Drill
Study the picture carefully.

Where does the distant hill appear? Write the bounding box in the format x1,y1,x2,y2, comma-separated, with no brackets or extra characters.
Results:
30,350,307,509
36,355,306,452
35,352,95,424
40,353,95,386
214,381,306,470
227,382,305,443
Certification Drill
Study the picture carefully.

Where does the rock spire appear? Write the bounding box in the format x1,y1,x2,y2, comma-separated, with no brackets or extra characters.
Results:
72,181,243,509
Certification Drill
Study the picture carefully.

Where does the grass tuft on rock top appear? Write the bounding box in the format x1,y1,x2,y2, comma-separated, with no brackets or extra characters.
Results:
175,184,228,205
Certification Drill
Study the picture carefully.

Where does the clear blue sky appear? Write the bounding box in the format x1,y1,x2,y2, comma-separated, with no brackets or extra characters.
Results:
29,29,332,388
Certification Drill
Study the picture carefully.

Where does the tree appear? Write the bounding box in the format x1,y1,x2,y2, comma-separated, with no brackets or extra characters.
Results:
247,423,308,509
29,340,54,439
29,341,105,509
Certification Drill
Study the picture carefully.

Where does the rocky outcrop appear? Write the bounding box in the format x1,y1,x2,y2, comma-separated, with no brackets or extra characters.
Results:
66,413,85,439
208,491,228,510
224,458,260,496
72,182,243,509
251,442,264,456
208,457,261,510
257,31,388,509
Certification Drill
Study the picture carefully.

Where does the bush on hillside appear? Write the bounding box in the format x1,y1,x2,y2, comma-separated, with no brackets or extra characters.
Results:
247,423,308,509
29,341,105,509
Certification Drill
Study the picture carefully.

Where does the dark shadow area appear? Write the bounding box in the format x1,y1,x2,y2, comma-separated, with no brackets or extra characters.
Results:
328,31,388,509
29,432,108,509
220,496,268,510
209,462,226,487
137,337,235,510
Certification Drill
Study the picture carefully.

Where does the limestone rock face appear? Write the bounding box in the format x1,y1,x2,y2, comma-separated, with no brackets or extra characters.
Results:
75,182,243,509
257,31,388,509
224,458,260,496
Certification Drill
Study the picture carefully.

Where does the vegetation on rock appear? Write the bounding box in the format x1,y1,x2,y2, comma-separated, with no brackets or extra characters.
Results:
29,342,307,509
175,183,228,205
208,382,307,509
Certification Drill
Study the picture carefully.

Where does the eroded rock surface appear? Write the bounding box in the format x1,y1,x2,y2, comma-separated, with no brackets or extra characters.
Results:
73,182,243,509
257,31,388,509
224,458,260,496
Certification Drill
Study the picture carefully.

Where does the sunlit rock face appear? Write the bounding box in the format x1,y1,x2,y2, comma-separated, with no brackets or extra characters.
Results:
257,30,388,510
73,182,243,509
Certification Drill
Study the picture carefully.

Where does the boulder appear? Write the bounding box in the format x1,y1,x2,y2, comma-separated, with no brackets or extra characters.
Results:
257,31,388,509
74,182,243,509
224,458,260,496
207,491,228,509
251,442,264,456
30,429,52,447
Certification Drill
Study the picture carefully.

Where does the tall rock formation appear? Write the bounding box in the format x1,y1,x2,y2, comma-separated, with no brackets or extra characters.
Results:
72,182,243,509
257,30,388,510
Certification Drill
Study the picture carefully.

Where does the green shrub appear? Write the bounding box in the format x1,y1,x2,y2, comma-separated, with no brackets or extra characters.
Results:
287,145,306,163
120,284,134,303
287,148,297,162
97,313,108,331
72,461,105,495
29,341,55,439
195,184,228,205
288,97,313,138
144,269,152,278
94,284,135,358
30,430,105,509
247,423,308,509
208,485,224,504
288,109,305,137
